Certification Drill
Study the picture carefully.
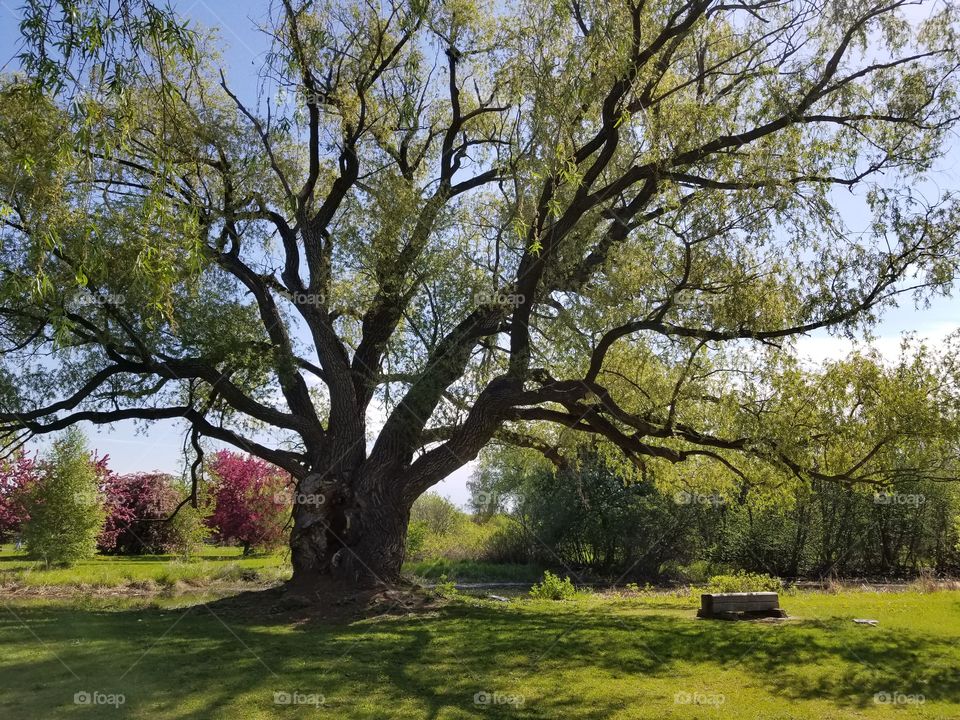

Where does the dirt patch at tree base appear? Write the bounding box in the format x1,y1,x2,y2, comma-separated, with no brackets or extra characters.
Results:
0,579,451,624
200,581,449,624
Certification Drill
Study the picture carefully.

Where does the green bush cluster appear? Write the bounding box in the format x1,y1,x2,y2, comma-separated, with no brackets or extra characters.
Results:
703,571,783,593
468,444,960,580
405,493,525,563
167,504,211,561
15,429,213,566
21,429,106,567
529,570,577,600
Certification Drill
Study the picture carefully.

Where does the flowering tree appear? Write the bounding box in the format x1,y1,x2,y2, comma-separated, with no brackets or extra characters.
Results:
207,451,291,555
0,451,39,542
99,472,182,555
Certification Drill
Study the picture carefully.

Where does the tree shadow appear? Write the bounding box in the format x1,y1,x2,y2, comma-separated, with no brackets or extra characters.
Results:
0,590,958,718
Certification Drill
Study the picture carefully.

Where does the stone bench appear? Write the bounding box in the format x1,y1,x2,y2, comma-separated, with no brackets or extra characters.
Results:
697,591,787,620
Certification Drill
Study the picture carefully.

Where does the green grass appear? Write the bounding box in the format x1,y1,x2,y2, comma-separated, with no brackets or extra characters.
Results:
404,559,546,583
0,544,290,590
0,545,546,589
2,547,957,717
1,587,958,718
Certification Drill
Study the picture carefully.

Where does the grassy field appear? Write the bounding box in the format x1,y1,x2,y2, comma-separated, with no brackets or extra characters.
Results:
0,545,546,590
1,572,958,718
0,544,290,591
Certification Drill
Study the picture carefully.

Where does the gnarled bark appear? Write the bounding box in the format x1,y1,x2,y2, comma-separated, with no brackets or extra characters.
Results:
289,471,411,589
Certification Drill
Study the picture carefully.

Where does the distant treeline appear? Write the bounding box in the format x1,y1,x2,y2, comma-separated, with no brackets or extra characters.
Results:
419,446,960,581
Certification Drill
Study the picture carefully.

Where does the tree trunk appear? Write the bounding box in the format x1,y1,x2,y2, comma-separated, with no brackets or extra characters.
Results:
288,471,411,592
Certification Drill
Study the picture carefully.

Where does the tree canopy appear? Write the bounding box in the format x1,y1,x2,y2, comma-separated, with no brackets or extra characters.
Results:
1,0,959,583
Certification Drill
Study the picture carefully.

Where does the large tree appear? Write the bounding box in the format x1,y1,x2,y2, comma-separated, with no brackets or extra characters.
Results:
1,0,959,593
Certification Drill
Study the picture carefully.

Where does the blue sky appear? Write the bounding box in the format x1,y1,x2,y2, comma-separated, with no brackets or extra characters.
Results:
1,0,958,507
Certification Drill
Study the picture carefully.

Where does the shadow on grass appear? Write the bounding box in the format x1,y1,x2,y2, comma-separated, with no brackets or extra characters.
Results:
0,590,958,719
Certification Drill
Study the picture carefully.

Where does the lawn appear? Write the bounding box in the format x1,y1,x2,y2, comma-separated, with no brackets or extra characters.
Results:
0,544,290,591
1,582,958,719
0,545,545,590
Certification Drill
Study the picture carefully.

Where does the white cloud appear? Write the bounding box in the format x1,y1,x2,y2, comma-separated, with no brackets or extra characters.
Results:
793,321,960,367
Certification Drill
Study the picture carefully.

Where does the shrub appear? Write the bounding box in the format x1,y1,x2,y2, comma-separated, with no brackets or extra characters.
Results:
434,573,459,598
481,516,529,564
21,429,106,566
659,559,719,585
98,472,181,554
405,519,429,558
529,570,577,600
410,493,463,536
705,571,783,593
406,494,497,562
478,445,702,574
168,504,210,561
0,451,38,542
421,517,497,560
912,567,940,593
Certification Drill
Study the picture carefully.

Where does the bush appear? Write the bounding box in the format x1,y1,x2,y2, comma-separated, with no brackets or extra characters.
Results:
405,519,429,558
477,445,702,575
433,573,459,598
529,570,577,600
481,516,529,563
421,518,500,560
704,571,783,593
21,429,106,566
406,494,500,562
659,559,720,585
168,504,211,561
98,472,182,554
0,451,38,542
410,493,463,536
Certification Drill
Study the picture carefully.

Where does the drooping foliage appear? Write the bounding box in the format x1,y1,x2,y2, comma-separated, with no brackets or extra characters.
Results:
473,342,960,577
1,0,960,583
